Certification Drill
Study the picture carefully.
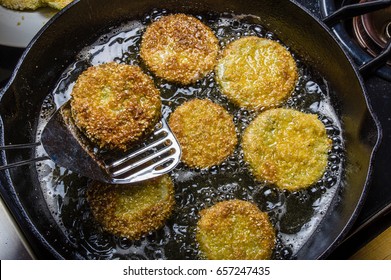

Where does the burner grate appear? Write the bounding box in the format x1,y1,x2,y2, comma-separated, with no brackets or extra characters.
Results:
320,0,391,80
353,1,391,65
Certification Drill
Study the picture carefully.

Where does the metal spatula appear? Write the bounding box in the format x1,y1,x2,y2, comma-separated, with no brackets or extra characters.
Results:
0,102,181,184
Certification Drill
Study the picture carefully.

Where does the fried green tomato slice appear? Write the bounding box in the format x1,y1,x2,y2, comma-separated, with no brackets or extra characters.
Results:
196,199,276,260
215,36,298,111
0,0,73,10
140,14,219,85
0,0,41,9
86,175,175,240
168,99,237,168
242,108,331,191
71,62,161,151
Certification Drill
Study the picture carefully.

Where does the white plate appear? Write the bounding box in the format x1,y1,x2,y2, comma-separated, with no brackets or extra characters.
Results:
0,6,56,48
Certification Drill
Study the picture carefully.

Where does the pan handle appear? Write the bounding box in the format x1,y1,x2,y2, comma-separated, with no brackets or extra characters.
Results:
321,0,391,77
0,142,50,171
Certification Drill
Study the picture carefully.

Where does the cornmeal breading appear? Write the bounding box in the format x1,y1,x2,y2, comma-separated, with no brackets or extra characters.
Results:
0,0,73,10
242,108,331,191
168,98,237,168
45,0,72,9
215,36,298,111
196,199,276,260
87,175,175,240
140,14,219,85
70,62,161,151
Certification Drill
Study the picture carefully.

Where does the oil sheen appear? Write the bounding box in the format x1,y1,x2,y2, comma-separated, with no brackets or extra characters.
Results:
35,10,345,260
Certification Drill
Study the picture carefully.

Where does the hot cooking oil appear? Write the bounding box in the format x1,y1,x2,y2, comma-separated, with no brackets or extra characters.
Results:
35,9,345,260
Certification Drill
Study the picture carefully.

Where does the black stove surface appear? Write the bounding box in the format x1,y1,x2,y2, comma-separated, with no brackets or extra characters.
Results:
0,0,390,259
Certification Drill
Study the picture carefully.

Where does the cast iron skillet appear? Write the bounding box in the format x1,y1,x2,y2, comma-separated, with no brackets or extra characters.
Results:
0,0,381,259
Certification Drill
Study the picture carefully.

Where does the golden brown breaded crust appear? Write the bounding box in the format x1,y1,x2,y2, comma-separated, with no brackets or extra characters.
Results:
45,0,72,9
197,199,276,260
0,0,73,10
215,36,298,111
140,14,219,85
71,62,161,151
168,99,237,168
86,175,175,240
242,108,331,191
0,0,42,9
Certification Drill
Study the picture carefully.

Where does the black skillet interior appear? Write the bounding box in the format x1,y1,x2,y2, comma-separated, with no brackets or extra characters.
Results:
0,0,379,259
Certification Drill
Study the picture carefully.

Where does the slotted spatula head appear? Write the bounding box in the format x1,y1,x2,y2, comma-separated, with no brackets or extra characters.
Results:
40,102,181,184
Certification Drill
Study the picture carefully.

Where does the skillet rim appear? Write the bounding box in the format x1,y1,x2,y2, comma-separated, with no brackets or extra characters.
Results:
291,0,382,259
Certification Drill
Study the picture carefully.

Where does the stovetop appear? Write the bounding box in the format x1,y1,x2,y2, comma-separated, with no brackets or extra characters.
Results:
0,0,390,259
